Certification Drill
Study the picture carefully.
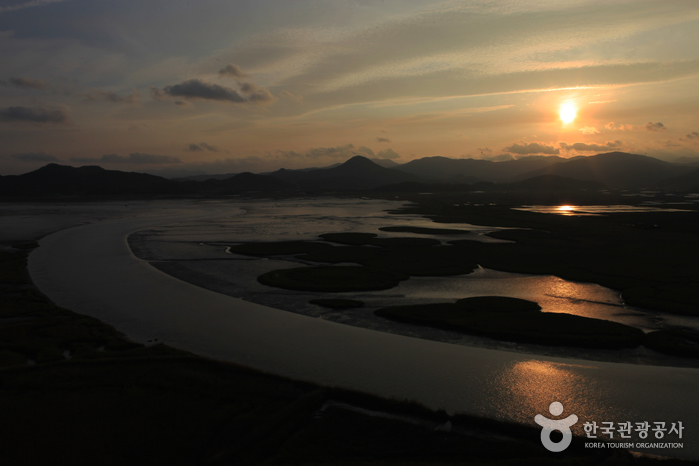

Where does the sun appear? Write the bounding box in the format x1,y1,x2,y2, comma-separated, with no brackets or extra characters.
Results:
559,102,577,124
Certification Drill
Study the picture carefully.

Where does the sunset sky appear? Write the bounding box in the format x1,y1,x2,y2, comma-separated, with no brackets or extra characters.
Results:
2,0,699,176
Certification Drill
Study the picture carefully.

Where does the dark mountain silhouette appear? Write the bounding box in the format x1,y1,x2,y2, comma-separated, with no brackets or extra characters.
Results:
657,167,699,192
375,175,603,193
514,152,693,189
268,156,416,190
0,164,188,197
371,158,400,168
182,172,294,194
174,173,238,182
392,155,567,182
5,152,697,198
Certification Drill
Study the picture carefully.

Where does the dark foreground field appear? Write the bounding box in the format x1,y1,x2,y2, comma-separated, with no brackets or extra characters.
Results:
3,241,697,465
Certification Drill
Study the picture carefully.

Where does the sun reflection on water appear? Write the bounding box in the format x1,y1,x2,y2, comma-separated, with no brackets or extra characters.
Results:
488,360,620,436
556,205,577,215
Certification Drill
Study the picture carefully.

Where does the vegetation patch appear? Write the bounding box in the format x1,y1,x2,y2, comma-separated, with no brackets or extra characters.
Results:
369,237,441,247
300,245,478,277
309,299,365,309
227,240,333,256
319,232,377,245
379,226,470,235
643,329,699,358
375,297,644,349
455,296,542,313
258,266,408,292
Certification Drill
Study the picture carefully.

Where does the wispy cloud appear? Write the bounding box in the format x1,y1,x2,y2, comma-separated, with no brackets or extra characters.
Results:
645,121,666,132
218,64,248,79
559,140,622,152
152,79,275,104
3,77,49,89
0,0,70,14
0,106,69,124
579,126,599,135
376,148,400,159
185,142,222,153
83,88,140,104
10,152,58,162
270,144,375,160
70,153,181,164
504,142,559,155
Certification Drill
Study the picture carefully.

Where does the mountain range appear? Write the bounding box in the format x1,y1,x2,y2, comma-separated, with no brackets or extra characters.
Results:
2,152,698,198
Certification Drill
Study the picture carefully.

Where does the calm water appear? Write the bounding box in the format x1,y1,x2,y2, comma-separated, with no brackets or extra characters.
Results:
514,205,692,216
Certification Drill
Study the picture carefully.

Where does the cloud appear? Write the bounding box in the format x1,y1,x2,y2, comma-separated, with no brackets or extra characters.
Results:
271,143,374,160
185,142,221,153
152,79,275,105
483,153,515,162
4,77,49,89
10,152,59,162
306,144,357,159
504,142,560,155
605,122,634,131
579,126,600,135
686,132,699,139
148,86,168,101
0,106,69,124
376,137,391,143
355,146,375,157
238,82,275,103
278,90,303,102
0,0,69,14
83,88,140,104
645,122,666,132
161,79,245,102
70,153,181,165
218,64,248,78
559,140,622,152
376,148,401,159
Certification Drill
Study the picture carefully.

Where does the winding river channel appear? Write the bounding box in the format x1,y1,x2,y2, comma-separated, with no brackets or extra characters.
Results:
27,200,699,459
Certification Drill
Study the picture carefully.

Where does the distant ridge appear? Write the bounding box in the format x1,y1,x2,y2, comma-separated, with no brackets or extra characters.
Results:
0,164,187,197
174,173,238,182
269,155,416,190
515,152,692,189
4,152,697,198
181,172,295,194
392,155,568,182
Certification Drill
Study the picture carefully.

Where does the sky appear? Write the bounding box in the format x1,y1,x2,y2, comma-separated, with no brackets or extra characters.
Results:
1,0,699,176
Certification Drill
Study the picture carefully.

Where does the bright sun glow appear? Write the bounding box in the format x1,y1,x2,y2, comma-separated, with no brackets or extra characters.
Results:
557,205,575,212
559,102,577,124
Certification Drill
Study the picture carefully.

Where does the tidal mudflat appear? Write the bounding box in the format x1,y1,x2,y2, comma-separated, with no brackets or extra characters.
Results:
26,198,699,460
128,198,699,364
